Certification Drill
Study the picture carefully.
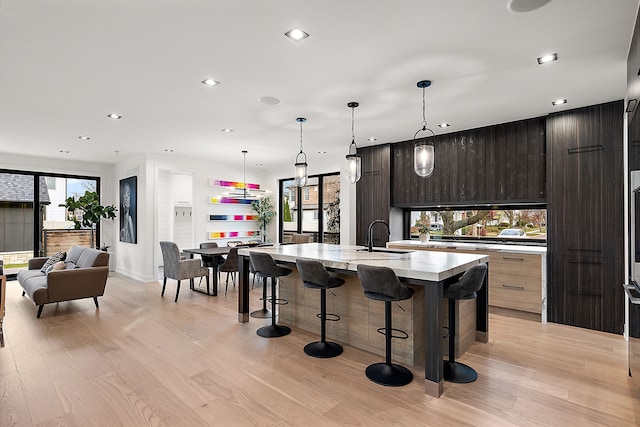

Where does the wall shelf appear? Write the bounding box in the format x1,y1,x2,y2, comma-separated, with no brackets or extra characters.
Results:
208,231,258,239
209,214,259,221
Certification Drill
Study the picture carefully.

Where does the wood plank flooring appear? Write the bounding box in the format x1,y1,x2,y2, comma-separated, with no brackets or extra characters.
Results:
1,274,638,426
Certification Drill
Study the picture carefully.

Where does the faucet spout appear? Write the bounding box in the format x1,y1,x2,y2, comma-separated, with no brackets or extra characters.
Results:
367,219,390,252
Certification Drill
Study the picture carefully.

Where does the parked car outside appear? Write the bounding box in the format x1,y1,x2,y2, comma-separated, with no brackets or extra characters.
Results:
498,228,527,238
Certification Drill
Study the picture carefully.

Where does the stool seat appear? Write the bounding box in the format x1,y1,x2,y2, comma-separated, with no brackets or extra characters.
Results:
357,264,415,387
250,252,292,338
443,263,487,383
296,259,345,358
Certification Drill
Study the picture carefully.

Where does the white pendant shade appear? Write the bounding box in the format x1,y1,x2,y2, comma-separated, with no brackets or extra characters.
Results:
295,161,308,187
345,153,361,183
414,142,434,177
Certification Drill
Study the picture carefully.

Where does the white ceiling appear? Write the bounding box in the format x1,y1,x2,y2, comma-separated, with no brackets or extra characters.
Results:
0,0,638,172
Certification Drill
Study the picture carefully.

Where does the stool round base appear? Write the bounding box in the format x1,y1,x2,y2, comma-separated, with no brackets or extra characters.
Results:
365,362,413,387
250,308,271,319
257,324,291,338
443,361,478,383
304,341,343,358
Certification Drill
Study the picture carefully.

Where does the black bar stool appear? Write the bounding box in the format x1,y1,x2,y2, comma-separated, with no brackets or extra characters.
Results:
295,259,345,358
249,252,292,338
356,264,415,387
443,263,487,383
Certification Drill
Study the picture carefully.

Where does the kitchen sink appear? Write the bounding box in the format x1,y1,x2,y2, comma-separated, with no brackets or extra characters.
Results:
356,248,413,254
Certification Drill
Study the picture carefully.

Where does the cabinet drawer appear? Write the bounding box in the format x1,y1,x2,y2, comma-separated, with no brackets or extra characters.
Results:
489,253,542,313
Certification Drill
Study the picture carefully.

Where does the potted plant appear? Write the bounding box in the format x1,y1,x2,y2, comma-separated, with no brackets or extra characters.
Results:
250,195,276,243
417,223,430,242
60,191,117,249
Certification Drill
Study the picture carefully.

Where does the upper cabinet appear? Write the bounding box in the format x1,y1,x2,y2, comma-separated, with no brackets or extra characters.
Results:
173,173,193,205
356,144,391,247
391,117,546,207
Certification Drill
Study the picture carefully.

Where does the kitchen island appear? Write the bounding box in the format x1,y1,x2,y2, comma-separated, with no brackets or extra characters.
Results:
237,243,488,397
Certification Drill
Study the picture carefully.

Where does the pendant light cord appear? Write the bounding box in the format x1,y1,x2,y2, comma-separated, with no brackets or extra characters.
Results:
421,86,428,131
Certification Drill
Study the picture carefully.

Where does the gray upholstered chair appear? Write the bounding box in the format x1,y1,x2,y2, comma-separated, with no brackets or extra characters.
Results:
296,259,345,358
291,234,312,243
356,264,415,387
443,263,487,383
159,241,210,302
249,252,292,338
219,246,240,295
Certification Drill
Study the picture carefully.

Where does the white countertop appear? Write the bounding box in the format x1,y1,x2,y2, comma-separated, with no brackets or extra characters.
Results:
387,240,547,255
238,243,488,282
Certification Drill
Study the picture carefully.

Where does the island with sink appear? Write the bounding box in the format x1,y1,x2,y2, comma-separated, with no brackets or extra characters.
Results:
237,243,488,397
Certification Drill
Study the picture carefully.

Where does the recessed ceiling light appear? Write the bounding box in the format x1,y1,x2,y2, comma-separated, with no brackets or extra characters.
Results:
367,137,377,142
259,96,281,105
537,53,558,65
221,128,234,133
438,123,450,128
552,98,567,106
107,113,122,119
201,78,220,86
164,149,174,152
78,136,90,140
285,27,309,42
255,163,263,167
59,150,70,154
318,151,327,154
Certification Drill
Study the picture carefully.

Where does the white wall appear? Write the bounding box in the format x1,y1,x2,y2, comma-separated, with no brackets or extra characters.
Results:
113,153,269,282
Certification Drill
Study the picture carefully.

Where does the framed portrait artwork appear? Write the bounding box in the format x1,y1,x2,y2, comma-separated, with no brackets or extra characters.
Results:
119,176,137,244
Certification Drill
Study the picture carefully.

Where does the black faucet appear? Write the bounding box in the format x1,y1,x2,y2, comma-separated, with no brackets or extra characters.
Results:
367,219,390,252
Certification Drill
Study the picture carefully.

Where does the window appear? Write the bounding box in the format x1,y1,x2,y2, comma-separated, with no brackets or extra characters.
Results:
45,177,56,189
279,173,340,243
408,208,546,244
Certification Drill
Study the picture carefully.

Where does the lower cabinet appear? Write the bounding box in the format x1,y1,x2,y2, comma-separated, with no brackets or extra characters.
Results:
387,243,545,316
490,253,543,314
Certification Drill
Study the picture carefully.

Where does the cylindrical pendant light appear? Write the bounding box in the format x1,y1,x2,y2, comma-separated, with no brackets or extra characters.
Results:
414,80,435,178
294,117,308,187
345,102,361,184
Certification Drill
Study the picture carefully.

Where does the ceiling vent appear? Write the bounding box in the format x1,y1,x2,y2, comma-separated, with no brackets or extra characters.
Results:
507,0,551,13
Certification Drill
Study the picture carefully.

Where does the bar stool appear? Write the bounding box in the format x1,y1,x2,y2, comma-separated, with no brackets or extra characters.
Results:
356,264,415,387
295,259,345,358
249,252,292,338
443,263,487,383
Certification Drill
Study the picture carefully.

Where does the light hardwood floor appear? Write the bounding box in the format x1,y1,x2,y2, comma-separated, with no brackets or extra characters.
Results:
1,273,638,426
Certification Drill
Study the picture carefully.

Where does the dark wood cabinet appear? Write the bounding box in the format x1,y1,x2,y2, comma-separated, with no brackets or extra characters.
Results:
391,117,546,207
547,100,624,334
356,144,391,247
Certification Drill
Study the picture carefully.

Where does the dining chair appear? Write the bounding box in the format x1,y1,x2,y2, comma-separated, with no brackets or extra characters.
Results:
291,234,312,243
159,241,210,302
218,246,241,295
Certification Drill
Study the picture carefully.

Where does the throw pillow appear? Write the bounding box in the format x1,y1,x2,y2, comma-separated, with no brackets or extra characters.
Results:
46,260,66,274
40,252,66,273
64,261,77,270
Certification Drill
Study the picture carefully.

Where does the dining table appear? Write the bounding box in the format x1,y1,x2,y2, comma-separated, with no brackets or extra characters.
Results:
182,246,231,296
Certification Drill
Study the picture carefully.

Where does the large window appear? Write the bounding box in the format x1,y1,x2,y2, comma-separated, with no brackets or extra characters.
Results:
0,170,100,278
279,172,340,243
407,208,546,244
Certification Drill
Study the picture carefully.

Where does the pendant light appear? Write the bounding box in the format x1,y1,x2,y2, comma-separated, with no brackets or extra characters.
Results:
413,80,435,178
345,102,362,183
294,117,308,187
